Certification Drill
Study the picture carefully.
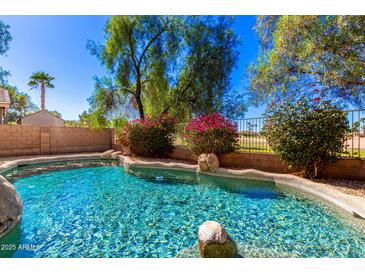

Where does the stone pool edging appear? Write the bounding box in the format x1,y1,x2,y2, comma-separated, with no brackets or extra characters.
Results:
0,153,105,174
119,155,365,220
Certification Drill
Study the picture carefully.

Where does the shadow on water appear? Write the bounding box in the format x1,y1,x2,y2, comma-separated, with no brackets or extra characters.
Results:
200,174,285,200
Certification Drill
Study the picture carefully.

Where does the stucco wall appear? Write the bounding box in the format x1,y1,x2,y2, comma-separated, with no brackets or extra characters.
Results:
20,111,64,127
0,124,112,157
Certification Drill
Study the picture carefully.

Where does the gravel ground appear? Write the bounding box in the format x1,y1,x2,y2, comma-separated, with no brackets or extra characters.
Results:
313,178,365,198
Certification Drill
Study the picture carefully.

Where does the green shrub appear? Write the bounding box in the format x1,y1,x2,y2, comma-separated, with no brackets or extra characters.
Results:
184,112,239,156
264,97,348,178
121,114,176,157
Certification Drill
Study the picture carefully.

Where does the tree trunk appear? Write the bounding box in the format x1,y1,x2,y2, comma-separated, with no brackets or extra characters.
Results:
136,95,145,120
135,75,145,120
41,80,45,111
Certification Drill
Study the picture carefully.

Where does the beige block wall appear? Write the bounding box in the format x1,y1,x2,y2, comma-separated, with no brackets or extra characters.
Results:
0,124,41,156
0,124,112,157
49,127,112,154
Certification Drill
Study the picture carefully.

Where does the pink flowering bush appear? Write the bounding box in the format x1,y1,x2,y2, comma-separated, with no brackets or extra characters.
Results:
120,114,176,157
184,113,239,156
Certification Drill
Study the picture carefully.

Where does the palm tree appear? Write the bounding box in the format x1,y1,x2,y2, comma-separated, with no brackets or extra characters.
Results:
28,71,55,112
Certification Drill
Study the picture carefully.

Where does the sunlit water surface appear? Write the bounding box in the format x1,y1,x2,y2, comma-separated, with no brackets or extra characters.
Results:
1,162,365,258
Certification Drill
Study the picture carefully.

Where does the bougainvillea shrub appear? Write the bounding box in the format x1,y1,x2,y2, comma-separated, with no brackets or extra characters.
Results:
121,114,176,157
184,112,239,156
264,96,348,178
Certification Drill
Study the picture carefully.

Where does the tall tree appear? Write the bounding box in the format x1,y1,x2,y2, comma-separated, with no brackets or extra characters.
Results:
28,71,55,111
88,16,240,123
88,16,180,120
171,16,239,118
0,19,12,83
248,16,365,107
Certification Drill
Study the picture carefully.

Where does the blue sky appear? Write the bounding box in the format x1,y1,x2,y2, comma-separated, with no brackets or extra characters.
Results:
0,15,264,120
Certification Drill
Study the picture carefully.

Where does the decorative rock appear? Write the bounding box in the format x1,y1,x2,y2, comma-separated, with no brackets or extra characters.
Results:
111,151,122,159
0,176,23,238
198,221,237,258
101,149,114,158
206,153,219,172
198,154,209,172
198,153,219,172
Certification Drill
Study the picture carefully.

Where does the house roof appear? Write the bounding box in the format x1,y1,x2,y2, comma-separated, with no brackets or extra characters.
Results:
20,111,65,121
0,88,10,105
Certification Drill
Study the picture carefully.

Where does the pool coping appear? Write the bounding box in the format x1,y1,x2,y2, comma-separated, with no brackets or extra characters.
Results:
0,153,104,174
120,155,365,220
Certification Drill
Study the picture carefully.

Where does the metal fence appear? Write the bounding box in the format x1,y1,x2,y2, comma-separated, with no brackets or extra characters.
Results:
231,117,271,153
176,109,365,159
342,109,365,158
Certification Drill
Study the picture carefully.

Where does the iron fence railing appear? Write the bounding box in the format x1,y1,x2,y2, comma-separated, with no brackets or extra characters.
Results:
175,109,365,159
342,109,365,159
231,117,271,153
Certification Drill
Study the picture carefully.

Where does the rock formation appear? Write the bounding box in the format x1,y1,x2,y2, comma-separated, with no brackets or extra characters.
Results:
198,153,219,172
0,176,23,238
198,220,237,258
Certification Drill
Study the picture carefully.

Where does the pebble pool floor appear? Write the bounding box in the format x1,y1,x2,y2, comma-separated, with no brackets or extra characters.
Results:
1,163,365,258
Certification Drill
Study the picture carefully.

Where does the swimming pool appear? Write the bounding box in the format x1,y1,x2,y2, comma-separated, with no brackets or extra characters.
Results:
1,161,365,258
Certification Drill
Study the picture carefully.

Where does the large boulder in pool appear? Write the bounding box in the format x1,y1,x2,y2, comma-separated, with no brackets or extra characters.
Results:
198,221,237,258
198,153,219,172
0,176,23,237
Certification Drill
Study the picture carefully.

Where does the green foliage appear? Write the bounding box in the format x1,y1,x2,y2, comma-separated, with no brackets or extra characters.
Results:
0,83,38,122
28,71,55,89
87,16,241,123
249,16,365,107
184,113,239,156
64,120,81,127
78,109,126,129
264,97,349,178
88,16,180,120
46,109,62,118
122,114,176,157
28,71,55,111
0,19,12,83
170,16,241,118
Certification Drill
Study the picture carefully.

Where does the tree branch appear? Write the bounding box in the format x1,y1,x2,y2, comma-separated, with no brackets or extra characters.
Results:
137,21,170,67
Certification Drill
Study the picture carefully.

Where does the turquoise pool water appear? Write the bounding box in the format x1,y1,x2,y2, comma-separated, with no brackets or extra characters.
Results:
1,163,365,258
